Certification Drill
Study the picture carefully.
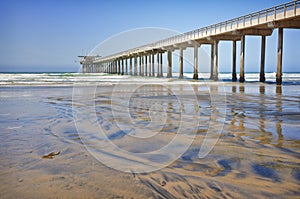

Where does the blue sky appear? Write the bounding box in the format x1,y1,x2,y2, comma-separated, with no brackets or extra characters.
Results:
0,0,298,72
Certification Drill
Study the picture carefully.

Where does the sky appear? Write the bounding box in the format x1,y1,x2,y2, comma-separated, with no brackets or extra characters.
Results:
0,0,299,72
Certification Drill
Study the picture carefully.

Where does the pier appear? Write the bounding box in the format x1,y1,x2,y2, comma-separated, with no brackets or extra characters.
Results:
80,1,300,85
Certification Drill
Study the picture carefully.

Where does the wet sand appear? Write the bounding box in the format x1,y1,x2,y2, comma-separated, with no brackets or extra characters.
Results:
0,79,300,198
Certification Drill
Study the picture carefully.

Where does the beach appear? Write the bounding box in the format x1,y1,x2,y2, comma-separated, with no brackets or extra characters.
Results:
0,73,300,198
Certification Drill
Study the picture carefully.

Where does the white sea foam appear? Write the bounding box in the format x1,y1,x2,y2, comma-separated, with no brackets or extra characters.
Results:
0,72,299,85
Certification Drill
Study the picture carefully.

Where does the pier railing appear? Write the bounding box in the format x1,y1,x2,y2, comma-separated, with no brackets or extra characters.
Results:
94,0,300,63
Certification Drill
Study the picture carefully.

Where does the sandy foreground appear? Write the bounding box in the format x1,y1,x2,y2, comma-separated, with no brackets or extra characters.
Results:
0,79,300,198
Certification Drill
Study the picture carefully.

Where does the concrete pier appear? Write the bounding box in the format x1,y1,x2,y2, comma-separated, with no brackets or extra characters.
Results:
81,1,300,83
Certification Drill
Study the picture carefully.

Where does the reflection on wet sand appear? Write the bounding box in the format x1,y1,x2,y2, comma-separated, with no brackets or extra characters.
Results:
137,83,300,198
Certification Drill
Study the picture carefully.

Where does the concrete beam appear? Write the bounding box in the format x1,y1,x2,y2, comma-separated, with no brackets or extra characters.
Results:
268,20,300,29
232,28,273,36
173,43,188,50
162,46,175,51
209,35,241,41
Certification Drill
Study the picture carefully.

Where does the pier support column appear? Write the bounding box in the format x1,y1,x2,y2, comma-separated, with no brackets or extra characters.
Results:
134,56,137,76
145,55,148,76
139,56,142,76
193,45,199,80
160,53,163,77
276,28,283,85
167,51,172,78
121,59,124,75
148,55,152,76
125,58,128,75
151,54,155,77
260,35,266,82
213,40,219,81
141,56,144,76
113,60,116,74
113,60,117,74
117,59,121,75
232,40,237,82
179,48,184,79
156,53,160,77
129,57,132,75
240,35,245,82
210,44,214,80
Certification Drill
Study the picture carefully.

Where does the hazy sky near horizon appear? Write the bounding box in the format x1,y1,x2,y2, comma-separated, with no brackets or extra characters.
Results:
0,0,299,72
